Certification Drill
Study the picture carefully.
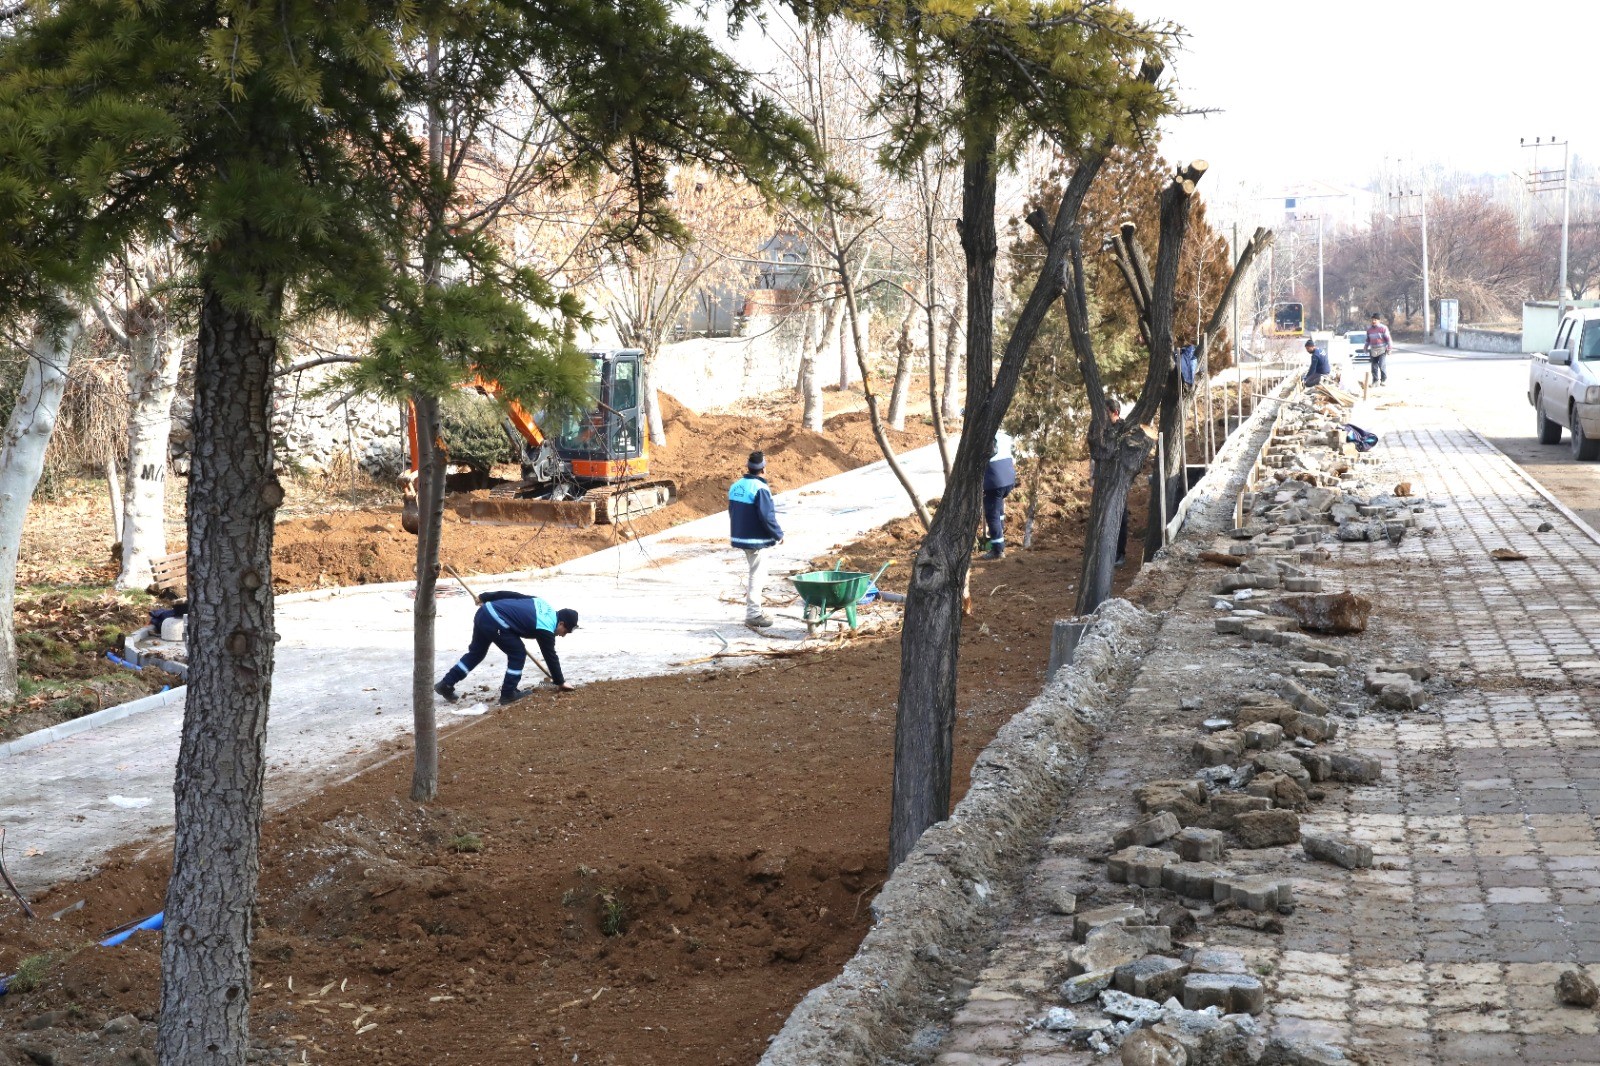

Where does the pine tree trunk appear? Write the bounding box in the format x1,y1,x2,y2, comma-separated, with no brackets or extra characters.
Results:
158,285,282,1066
117,326,184,590
410,392,444,803
889,132,997,872
0,316,82,704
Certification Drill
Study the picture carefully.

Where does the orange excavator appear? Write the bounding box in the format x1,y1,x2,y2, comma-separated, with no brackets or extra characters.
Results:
401,348,677,532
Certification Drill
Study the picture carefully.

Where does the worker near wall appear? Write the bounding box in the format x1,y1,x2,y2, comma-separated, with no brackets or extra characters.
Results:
729,449,784,629
434,592,578,704
1303,337,1330,388
982,427,1017,560
1365,313,1392,385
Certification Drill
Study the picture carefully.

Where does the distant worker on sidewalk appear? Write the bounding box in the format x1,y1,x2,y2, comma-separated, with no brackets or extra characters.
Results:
730,450,784,628
982,426,1017,560
435,591,578,704
1365,313,1392,385
1303,337,1330,387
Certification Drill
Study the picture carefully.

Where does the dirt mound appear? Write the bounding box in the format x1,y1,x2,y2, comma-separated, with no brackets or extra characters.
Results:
269,391,935,592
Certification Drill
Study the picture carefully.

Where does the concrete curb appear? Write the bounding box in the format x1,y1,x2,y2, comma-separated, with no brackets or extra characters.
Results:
0,686,186,759
759,384,1297,1065
759,598,1160,1066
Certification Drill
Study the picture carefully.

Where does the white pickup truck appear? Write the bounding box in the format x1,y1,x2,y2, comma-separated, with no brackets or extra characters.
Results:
1529,307,1600,459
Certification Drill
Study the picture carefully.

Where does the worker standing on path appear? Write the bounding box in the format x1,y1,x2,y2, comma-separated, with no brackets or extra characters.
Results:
981,427,1017,560
1365,313,1392,385
729,449,783,629
434,591,578,704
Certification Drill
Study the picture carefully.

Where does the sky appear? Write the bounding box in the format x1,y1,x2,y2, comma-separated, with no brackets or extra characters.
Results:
1121,0,1596,198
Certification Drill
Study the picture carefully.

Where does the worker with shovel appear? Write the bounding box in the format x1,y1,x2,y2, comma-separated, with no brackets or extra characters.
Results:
434,590,578,704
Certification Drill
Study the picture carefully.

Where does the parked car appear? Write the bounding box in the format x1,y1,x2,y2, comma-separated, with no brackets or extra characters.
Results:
1345,330,1370,361
1528,308,1600,459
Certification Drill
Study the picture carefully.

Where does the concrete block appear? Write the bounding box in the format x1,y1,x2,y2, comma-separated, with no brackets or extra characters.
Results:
1278,677,1333,716
1073,902,1143,942
1107,846,1176,888
1060,969,1114,1004
1193,733,1244,766
1114,955,1191,1001
1233,809,1300,848
1182,973,1266,1015
1189,948,1247,975
1302,833,1373,870
1328,751,1382,784
1173,827,1226,863
1253,750,1312,784
1283,711,1337,743
1047,619,1092,677
1068,924,1145,976
1161,861,1224,900
1243,722,1284,750
1288,748,1332,782
1113,811,1182,850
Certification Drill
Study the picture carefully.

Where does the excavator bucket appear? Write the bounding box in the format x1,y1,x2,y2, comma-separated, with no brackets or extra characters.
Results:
458,496,598,529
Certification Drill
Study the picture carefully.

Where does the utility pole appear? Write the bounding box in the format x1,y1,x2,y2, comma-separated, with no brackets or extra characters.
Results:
1522,136,1572,320
1389,187,1431,337
1232,222,1241,428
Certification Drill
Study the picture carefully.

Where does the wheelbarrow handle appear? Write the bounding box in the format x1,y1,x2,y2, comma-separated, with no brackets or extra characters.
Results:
870,560,894,586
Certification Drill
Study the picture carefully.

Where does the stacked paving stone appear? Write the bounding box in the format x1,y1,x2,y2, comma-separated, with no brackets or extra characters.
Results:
1011,388,1421,1063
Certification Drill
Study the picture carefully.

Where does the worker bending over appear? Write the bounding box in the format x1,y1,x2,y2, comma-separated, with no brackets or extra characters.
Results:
435,591,578,704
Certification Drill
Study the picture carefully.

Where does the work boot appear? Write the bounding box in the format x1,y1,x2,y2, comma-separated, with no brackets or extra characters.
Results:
433,680,458,703
501,687,533,705
1115,554,1127,568
983,542,1005,560
746,614,774,629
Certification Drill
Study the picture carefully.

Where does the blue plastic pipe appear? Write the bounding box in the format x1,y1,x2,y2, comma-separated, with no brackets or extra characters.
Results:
0,910,164,994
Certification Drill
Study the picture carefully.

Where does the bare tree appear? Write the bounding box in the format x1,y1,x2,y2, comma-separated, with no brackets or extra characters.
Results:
88,243,189,591
596,170,770,444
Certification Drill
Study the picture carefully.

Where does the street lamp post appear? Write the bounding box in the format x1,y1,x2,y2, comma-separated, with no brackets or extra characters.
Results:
1522,137,1572,322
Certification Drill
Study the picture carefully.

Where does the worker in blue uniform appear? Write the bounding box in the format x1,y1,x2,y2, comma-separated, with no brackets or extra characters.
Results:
729,449,783,628
982,427,1017,560
434,591,578,704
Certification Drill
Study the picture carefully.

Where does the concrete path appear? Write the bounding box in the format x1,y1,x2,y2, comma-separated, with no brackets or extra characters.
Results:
927,385,1600,1064
0,443,949,893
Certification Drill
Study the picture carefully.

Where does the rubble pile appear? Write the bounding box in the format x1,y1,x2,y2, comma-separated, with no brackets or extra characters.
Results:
1022,387,1428,1064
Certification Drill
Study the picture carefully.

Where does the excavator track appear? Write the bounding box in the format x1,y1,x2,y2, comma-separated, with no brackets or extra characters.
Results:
455,478,678,529
583,479,679,524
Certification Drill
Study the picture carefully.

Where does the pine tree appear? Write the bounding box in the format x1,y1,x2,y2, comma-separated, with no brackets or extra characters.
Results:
0,0,831,1061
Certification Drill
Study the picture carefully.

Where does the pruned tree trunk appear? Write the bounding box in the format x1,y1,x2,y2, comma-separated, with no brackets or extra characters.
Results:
800,295,839,432
641,345,667,445
1021,424,1050,550
886,304,916,431
1077,427,1149,615
117,324,184,590
158,284,283,1066
939,300,964,421
410,391,444,802
1143,368,1183,560
0,314,83,704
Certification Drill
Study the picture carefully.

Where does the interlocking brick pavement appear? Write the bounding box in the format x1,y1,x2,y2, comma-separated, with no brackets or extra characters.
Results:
927,397,1600,1065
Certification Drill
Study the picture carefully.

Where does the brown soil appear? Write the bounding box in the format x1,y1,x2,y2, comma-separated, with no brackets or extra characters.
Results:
270,390,937,592
0,462,1145,1066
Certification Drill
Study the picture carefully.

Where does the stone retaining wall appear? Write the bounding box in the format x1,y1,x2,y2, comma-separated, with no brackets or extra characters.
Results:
758,382,1297,1065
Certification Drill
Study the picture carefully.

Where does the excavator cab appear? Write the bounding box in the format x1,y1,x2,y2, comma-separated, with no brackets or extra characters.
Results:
403,348,676,533
548,350,650,483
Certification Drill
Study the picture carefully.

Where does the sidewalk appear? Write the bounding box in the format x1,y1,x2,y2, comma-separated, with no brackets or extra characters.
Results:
0,443,949,893
927,389,1600,1063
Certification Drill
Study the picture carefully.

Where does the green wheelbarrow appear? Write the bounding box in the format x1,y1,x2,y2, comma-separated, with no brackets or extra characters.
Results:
792,559,893,637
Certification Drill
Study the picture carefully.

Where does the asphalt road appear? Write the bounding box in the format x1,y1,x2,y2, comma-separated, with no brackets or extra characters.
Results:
1354,341,1600,532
